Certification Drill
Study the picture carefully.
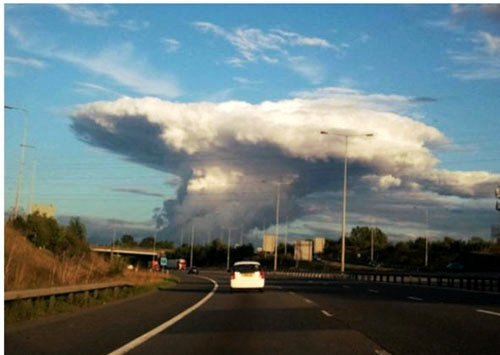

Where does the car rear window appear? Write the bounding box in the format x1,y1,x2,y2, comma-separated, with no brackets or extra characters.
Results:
234,264,261,273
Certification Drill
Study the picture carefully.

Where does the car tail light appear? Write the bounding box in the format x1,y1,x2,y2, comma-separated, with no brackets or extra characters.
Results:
259,270,265,279
230,271,235,280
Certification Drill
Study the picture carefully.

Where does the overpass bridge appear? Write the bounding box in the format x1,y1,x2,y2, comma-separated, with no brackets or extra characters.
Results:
90,246,174,268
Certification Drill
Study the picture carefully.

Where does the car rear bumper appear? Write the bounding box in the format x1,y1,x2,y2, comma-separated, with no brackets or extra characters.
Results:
230,278,265,289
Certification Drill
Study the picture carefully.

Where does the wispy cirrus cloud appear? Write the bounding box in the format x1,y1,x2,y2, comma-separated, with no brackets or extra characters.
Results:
120,19,150,31
233,76,262,85
451,31,500,80
193,21,335,83
54,4,115,27
6,56,46,69
74,82,122,97
162,38,180,53
7,24,181,97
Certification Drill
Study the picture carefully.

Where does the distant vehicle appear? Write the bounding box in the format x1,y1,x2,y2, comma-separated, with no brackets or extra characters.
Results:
166,258,187,270
446,262,464,272
230,261,265,293
187,266,199,274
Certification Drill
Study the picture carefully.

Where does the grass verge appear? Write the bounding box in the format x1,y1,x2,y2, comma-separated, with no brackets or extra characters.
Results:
5,276,179,325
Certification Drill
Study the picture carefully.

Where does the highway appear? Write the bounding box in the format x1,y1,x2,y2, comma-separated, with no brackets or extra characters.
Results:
5,271,500,355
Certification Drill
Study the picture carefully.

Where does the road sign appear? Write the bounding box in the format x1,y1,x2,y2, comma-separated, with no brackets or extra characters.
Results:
160,257,167,267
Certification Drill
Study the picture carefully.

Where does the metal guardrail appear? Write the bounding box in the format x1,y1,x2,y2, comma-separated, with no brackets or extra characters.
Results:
268,271,500,293
349,272,500,293
5,281,135,304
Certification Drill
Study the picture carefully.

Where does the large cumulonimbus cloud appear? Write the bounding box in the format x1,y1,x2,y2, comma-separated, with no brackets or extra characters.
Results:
69,87,500,240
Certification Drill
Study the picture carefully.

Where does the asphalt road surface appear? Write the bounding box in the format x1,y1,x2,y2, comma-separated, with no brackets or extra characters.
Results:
5,270,500,355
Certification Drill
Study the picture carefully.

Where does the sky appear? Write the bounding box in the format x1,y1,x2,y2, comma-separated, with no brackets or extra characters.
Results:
4,3,500,244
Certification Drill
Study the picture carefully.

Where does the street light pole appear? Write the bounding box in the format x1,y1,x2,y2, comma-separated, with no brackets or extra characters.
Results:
224,227,238,270
320,131,373,273
274,182,281,272
190,224,195,268
5,105,29,218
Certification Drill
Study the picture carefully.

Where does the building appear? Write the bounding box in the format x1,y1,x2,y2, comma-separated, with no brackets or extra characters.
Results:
314,237,326,254
262,234,276,253
31,204,56,218
294,240,313,261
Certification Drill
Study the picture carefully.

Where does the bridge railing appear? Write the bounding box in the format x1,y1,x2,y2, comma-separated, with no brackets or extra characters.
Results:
267,271,500,293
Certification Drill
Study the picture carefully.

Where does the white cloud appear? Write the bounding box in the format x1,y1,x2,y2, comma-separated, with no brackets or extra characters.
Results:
162,38,180,53
69,90,500,237
362,174,402,191
54,4,115,27
5,56,46,69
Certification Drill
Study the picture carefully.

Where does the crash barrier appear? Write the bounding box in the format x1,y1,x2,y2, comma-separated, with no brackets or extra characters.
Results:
268,271,500,293
349,272,500,293
5,281,135,307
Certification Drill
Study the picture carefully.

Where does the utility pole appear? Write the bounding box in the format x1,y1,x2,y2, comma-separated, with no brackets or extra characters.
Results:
274,182,281,272
224,227,238,270
180,227,184,246
190,224,195,268
240,223,243,246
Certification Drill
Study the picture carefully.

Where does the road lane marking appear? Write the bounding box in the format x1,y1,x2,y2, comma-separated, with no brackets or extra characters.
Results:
375,349,392,355
108,276,218,355
288,291,295,295
303,298,313,304
368,289,379,294
477,309,500,317
321,310,333,317
407,296,423,301
342,285,350,289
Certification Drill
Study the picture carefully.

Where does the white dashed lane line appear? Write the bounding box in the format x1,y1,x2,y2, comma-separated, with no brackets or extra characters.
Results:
368,289,379,294
476,309,500,317
321,310,333,317
303,298,314,304
342,285,350,289
407,296,423,301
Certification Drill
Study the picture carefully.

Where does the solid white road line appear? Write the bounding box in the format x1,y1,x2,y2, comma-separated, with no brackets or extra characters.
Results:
321,310,333,317
477,309,500,317
368,289,379,294
108,276,219,355
407,296,423,301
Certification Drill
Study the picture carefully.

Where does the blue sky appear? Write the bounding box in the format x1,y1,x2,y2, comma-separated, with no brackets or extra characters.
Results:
4,4,500,242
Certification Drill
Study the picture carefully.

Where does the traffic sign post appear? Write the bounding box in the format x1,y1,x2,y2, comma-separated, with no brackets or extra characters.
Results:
160,257,167,273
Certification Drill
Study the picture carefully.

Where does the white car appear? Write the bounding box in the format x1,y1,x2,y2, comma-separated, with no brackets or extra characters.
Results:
230,261,265,293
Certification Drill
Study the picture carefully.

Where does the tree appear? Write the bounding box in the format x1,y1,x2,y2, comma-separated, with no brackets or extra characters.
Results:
67,217,87,241
120,234,137,247
139,236,155,248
